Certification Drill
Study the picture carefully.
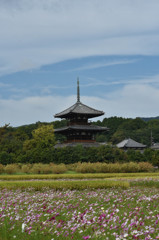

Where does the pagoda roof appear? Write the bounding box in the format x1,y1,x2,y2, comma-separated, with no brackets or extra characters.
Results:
54,101,104,119
54,79,105,119
54,142,102,148
116,138,146,149
54,124,108,133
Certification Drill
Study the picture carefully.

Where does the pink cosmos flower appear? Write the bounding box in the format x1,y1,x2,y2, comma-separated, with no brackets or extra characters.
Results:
83,236,90,239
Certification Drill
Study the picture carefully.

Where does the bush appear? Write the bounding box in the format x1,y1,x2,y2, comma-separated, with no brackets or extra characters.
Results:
41,164,53,174
4,164,20,174
75,162,153,173
75,162,96,173
21,164,32,174
138,162,154,172
121,162,140,173
50,163,67,174
30,163,67,174
30,163,46,174
1,162,154,175
75,162,124,173
106,163,121,173
0,164,4,174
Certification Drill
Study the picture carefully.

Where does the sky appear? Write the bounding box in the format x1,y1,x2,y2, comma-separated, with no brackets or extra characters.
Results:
0,0,159,127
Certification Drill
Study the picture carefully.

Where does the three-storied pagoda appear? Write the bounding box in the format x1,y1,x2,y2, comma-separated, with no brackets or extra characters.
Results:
54,79,108,147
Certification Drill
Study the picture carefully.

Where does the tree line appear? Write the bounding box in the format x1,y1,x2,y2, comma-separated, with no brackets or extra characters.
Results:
0,117,159,166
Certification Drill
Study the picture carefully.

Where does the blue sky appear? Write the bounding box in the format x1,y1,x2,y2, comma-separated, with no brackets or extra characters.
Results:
0,0,159,126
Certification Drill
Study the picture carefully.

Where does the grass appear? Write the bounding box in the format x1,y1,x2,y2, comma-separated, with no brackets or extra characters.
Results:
130,179,159,188
0,172,159,180
0,179,129,190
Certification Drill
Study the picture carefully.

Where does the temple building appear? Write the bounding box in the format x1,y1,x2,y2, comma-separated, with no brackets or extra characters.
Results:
116,138,146,151
150,143,159,150
54,80,108,147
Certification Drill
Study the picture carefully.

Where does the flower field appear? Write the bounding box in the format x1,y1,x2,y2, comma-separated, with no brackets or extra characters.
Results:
0,183,159,240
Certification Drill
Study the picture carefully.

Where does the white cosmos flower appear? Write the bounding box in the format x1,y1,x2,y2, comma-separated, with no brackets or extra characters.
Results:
124,233,128,237
22,223,26,233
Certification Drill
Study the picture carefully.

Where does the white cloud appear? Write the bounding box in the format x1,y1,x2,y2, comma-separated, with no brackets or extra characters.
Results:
67,59,138,72
82,74,159,88
0,0,159,75
83,84,159,118
1,82,159,127
0,95,75,126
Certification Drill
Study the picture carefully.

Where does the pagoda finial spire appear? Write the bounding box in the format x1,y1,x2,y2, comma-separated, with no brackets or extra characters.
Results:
77,77,80,102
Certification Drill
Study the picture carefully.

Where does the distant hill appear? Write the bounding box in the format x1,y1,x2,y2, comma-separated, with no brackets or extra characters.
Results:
141,116,159,122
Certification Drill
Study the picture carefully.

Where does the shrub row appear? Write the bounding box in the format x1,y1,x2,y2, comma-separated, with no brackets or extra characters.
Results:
0,163,67,175
0,161,154,175
1,145,159,167
74,161,154,173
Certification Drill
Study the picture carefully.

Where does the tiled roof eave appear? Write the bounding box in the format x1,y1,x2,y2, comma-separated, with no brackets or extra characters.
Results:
54,101,104,118
54,125,108,132
55,112,104,119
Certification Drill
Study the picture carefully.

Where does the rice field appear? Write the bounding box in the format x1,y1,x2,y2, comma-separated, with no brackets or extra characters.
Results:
0,177,159,239
0,172,159,181
0,180,129,190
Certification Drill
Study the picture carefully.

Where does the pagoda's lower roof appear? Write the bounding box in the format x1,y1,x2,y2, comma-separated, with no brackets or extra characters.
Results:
54,142,105,148
54,101,104,119
54,125,108,133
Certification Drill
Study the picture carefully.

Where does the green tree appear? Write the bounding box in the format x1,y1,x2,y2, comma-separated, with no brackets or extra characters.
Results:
0,151,14,165
23,125,56,151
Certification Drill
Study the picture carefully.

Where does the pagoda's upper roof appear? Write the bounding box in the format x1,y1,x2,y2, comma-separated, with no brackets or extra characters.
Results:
54,101,104,119
54,79,105,119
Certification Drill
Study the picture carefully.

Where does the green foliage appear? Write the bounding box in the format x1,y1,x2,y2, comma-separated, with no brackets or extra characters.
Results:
50,163,67,174
0,171,159,180
23,124,56,150
29,163,67,174
0,151,14,165
138,162,154,172
151,150,159,167
75,161,154,173
4,164,20,174
21,164,31,173
0,180,129,190
130,180,159,188
0,161,153,175
1,117,159,166
111,118,148,144
0,164,4,174
94,116,129,142
127,150,144,162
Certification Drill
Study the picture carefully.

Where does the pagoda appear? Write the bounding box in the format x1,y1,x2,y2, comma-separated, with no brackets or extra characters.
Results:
54,79,108,147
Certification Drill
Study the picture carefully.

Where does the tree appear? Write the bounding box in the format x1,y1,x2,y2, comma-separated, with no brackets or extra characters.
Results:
23,125,56,151
0,151,14,165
